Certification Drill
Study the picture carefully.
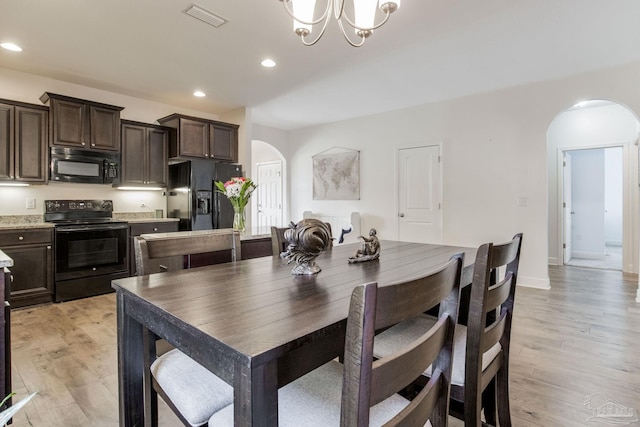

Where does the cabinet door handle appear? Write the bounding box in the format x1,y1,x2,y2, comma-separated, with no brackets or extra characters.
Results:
18,236,23,241
81,142,86,146
10,275,13,283
153,227,158,231
47,245,51,250
91,143,96,147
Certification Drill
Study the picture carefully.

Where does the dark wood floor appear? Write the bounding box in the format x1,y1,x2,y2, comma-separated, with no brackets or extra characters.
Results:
7,265,640,426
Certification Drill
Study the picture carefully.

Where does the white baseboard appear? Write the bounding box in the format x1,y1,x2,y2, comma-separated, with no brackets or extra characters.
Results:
548,257,560,266
636,288,640,303
571,251,605,260
517,276,551,290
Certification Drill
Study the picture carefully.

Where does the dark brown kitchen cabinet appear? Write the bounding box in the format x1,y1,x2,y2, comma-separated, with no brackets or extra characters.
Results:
121,120,169,187
0,228,54,308
40,92,124,152
0,100,48,184
128,221,179,275
157,113,239,162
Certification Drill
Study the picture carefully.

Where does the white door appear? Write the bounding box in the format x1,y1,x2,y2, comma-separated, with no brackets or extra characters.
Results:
563,151,573,263
397,145,442,243
256,161,283,229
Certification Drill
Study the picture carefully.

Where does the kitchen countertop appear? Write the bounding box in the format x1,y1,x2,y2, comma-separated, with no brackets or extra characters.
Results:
0,223,54,230
0,215,53,230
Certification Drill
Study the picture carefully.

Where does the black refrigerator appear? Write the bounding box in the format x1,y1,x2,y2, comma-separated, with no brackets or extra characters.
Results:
167,160,242,231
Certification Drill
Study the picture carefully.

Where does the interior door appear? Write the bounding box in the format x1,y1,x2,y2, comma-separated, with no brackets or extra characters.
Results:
397,145,442,243
563,151,573,263
256,161,283,229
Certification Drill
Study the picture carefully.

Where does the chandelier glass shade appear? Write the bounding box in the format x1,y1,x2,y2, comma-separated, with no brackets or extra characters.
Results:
280,0,401,47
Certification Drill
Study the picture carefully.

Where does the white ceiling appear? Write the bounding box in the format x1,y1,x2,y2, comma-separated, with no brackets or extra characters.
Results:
1,0,639,130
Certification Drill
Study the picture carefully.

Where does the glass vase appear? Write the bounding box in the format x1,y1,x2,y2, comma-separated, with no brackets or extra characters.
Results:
233,206,246,232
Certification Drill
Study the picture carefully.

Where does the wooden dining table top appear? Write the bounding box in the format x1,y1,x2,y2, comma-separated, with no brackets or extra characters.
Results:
113,240,476,371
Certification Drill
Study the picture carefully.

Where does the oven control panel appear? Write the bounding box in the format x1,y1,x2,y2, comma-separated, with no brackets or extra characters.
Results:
44,200,113,213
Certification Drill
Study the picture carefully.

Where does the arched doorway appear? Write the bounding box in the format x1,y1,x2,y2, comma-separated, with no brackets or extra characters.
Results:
547,99,640,275
251,139,287,230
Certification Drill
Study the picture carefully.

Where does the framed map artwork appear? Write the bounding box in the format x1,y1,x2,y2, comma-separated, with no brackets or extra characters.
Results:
312,149,360,200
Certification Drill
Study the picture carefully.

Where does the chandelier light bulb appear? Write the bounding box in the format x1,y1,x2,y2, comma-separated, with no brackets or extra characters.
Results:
280,0,400,47
291,0,316,36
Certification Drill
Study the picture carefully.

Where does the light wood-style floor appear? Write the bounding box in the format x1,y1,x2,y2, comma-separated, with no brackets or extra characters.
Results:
7,265,640,426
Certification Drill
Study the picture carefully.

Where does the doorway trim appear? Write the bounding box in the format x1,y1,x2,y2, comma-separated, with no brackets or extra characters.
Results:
556,141,634,273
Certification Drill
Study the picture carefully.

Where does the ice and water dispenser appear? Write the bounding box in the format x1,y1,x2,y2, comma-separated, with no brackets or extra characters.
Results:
196,190,211,215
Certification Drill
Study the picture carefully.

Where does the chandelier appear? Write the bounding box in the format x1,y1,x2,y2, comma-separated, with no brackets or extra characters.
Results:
279,0,401,47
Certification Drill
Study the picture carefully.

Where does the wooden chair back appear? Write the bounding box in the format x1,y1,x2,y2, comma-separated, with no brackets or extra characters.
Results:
134,229,241,276
270,226,288,257
341,253,464,427
463,233,522,425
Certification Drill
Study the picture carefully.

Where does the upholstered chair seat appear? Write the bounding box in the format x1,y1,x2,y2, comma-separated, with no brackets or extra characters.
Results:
151,349,233,426
208,362,427,426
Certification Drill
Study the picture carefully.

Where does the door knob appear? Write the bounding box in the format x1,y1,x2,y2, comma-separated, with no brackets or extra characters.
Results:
398,213,405,218
571,211,575,215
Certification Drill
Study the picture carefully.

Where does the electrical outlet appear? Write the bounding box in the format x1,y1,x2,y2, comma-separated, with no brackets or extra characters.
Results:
517,197,529,207
25,198,36,209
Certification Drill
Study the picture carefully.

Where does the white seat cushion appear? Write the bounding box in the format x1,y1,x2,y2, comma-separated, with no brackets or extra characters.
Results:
208,361,429,426
151,349,234,427
374,314,502,386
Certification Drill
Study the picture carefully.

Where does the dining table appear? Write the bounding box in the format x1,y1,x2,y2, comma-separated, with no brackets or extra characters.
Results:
113,240,476,427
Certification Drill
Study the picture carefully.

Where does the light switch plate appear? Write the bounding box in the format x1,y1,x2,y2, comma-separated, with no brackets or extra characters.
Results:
26,198,36,209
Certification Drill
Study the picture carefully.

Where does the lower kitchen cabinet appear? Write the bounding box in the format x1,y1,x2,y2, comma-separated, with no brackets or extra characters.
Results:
129,221,179,276
241,236,272,259
0,228,54,308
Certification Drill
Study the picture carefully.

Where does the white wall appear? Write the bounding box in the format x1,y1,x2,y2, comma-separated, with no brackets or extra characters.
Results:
570,149,605,258
547,102,640,272
0,183,166,216
605,147,623,246
287,61,640,290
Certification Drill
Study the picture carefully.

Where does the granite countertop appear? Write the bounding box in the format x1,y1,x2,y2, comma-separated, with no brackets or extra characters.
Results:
0,250,13,268
0,215,52,230
0,223,54,230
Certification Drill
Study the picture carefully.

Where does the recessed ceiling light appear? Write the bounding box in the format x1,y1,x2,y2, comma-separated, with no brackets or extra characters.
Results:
0,42,22,52
261,59,276,68
193,91,206,97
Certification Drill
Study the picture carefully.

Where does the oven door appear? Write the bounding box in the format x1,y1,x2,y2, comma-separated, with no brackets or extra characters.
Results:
55,223,129,281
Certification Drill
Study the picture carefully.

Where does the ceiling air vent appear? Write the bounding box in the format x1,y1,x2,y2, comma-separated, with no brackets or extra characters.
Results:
183,4,228,28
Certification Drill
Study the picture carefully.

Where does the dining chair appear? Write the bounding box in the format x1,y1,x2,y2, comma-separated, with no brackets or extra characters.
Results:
133,229,241,427
270,226,288,257
134,228,241,275
208,253,464,426
374,233,523,426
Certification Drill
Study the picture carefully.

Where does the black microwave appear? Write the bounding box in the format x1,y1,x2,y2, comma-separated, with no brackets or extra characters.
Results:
50,147,120,184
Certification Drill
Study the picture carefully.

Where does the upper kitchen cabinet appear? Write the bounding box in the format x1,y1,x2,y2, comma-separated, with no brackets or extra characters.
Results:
0,99,48,184
40,92,124,152
120,120,169,187
157,113,239,162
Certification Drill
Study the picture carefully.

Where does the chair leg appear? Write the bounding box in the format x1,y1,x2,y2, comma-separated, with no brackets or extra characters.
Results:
496,367,512,427
482,378,497,426
143,328,159,427
465,389,484,427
